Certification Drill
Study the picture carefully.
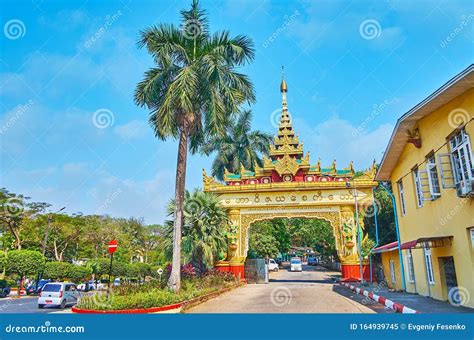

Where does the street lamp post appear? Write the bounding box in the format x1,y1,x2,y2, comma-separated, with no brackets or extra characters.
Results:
379,183,407,291
41,207,66,256
36,207,65,290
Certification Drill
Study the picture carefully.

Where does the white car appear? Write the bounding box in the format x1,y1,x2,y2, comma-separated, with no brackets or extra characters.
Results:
290,258,303,272
38,282,80,309
268,259,279,272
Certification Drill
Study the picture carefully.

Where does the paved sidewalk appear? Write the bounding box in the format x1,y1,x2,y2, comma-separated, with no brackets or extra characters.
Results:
344,282,473,314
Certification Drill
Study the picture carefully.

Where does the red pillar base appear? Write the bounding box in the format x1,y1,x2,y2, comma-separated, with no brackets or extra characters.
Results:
229,265,245,281
341,264,371,282
215,264,245,281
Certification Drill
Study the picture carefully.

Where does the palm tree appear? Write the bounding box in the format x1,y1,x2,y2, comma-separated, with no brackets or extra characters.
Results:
134,0,255,291
165,189,228,275
202,110,272,181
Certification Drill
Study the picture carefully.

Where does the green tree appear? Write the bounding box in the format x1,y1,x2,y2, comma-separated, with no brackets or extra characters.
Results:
201,110,272,181
134,0,255,291
68,265,91,283
363,184,397,247
0,252,6,276
0,188,50,250
165,190,228,275
248,233,279,259
43,261,71,281
6,250,45,291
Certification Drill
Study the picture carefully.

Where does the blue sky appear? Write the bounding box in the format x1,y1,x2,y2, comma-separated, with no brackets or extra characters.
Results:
1,0,473,224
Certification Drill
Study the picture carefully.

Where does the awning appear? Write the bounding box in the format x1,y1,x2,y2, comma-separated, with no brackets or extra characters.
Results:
372,241,399,253
401,236,453,249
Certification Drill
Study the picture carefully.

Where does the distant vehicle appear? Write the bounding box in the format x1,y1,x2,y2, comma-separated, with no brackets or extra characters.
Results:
0,280,11,298
26,279,51,295
275,258,283,265
113,278,121,286
77,281,95,292
290,257,303,272
308,257,318,266
38,282,80,309
268,259,279,272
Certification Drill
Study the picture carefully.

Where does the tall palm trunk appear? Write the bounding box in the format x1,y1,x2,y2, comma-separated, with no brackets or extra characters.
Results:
167,125,189,292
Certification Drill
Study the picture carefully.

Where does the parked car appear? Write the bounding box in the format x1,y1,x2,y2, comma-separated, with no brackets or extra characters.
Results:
0,280,11,298
308,257,318,266
113,278,121,286
77,281,95,292
268,259,279,272
290,257,303,272
38,282,80,309
26,279,51,295
275,258,283,266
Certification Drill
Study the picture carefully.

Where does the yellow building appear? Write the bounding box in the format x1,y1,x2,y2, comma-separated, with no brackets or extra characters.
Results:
375,64,474,308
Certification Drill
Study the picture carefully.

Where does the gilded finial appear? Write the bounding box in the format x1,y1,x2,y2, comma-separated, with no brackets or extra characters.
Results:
280,66,288,93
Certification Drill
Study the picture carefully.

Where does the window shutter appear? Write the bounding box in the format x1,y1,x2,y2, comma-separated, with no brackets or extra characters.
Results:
417,169,433,201
437,153,456,188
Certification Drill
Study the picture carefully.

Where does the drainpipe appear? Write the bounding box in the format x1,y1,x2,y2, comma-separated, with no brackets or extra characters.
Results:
380,183,407,291
369,187,379,283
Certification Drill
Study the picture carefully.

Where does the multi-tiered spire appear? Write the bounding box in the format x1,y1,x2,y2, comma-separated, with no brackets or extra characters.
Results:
208,67,363,185
269,67,305,161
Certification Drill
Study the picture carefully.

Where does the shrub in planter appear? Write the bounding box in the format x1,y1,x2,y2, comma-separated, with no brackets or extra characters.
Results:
68,265,91,283
43,261,72,281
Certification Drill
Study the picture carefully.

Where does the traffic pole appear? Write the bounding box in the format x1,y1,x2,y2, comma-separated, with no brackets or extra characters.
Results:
107,252,114,300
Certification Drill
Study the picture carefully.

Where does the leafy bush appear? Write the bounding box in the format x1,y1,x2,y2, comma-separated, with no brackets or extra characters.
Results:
68,265,91,283
43,261,71,281
6,250,45,279
76,270,238,311
0,252,6,272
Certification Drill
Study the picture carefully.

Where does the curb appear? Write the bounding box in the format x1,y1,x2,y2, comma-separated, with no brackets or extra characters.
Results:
339,282,419,314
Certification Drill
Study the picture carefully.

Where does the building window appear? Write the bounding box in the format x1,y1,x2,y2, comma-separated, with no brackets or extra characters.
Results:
406,251,415,283
449,128,474,196
397,180,406,215
413,167,424,207
424,247,435,284
389,260,396,283
426,154,441,198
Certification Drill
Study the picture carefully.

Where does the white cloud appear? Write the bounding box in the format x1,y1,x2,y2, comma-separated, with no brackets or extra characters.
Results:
114,120,149,140
297,117,393,170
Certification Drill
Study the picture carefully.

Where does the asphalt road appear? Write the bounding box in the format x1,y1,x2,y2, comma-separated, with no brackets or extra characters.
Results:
186,264,381,313
0,296,74,314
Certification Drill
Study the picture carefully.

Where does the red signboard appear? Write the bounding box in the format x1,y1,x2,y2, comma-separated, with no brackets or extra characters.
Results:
108,239,118,254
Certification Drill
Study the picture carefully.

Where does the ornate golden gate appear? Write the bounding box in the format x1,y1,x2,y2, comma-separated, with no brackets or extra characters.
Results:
203,75,377,281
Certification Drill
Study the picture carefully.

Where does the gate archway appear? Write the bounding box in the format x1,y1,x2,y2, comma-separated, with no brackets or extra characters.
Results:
203,74,378,281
